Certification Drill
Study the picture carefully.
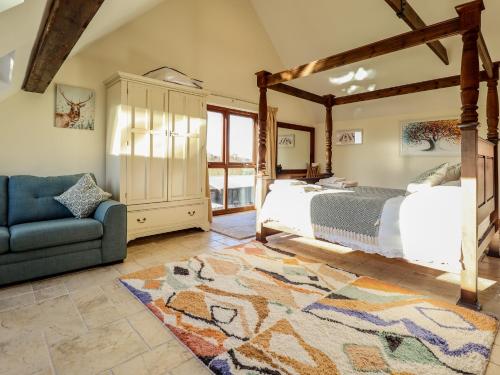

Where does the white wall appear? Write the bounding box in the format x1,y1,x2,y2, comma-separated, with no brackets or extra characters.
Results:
0,54,107,183
0,0,322,184
327,87,488,189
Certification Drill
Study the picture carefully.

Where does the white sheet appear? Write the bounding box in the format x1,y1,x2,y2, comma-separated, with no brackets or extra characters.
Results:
260,185,462,270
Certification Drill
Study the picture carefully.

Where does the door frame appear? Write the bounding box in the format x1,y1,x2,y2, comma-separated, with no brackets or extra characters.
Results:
207,104,257,215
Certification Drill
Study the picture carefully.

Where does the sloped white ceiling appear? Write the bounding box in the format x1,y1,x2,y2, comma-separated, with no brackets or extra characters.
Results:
250,0,500,97
0,0,47,102
0,0,164,103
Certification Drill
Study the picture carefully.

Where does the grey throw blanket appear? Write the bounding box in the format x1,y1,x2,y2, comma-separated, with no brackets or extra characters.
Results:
310,186,405,240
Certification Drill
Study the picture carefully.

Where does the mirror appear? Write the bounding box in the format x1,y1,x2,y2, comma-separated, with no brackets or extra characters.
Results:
276,122,315,174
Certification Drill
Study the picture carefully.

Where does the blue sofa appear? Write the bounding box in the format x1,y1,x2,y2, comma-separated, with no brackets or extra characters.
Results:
0,174,127,285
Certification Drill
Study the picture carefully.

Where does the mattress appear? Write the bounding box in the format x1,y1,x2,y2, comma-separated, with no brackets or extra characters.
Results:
260,184,463,271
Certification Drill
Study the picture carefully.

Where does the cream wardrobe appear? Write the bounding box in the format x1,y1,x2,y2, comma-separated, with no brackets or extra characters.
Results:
104,72,210,241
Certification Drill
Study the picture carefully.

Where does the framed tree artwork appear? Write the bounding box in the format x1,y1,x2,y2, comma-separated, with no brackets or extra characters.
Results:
400,118,460,156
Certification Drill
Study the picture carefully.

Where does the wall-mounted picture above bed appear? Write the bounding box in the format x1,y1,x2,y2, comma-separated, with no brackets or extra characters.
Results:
400,118,460,156
335,129,363,145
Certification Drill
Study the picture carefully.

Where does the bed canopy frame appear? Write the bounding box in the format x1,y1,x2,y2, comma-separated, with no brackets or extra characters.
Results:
254,0,499,310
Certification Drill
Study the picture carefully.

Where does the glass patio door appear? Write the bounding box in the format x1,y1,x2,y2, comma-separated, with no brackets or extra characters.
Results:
207,105,257,215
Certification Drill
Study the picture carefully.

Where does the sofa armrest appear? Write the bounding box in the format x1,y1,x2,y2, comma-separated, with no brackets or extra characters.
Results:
94,200,127,263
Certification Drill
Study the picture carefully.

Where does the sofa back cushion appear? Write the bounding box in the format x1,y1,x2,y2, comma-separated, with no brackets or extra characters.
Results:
0,176,7,226
8,174,95,226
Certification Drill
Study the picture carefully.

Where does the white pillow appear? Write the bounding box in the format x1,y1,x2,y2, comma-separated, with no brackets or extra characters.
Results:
406,163,449,194
443,163,461,183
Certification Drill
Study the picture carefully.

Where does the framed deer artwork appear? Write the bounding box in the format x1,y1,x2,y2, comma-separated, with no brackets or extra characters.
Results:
55,84,95,130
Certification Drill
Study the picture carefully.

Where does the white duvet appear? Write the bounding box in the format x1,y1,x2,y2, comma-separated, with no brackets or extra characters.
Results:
260,184,463,270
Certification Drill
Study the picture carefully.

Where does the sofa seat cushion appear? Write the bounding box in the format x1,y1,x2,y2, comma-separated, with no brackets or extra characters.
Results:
10,218,103,252
0,227,9,254
0,240,101,266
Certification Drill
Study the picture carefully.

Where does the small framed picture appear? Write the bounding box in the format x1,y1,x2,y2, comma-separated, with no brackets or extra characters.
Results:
278,134,295,148
55,84,95,130
335,129,363,145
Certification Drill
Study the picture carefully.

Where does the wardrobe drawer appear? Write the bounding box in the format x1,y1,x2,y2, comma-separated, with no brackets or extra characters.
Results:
128,204,203,231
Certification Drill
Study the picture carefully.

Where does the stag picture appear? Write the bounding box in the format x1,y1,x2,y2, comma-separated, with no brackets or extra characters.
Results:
55,84,95,130
401,118,460,156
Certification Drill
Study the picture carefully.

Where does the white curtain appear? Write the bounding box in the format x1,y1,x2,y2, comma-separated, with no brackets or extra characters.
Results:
205,157,213,223
265,107,278,178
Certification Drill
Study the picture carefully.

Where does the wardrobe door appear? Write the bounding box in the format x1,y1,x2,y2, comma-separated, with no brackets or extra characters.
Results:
126,82,149,205
126,82,168,205
148,86,169,202
168,91,206,201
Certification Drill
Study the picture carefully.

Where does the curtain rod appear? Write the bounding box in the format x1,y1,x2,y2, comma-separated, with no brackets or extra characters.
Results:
209,92,258,106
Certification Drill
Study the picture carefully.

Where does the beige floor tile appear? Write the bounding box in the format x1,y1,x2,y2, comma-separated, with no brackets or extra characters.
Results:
490,344,500,366
71,285,127,329
0,291,35,312
40,294,88,344
32,276,66,291
113,259,144,275
34,283,68,303
486,361,500,375
50,319,148,375
0,282,33,299
141,341,192,375
0,332,52,375
64,266,121,292
0,294,87,345
111,355,149,375
32,369,55,375
127,310,175,348
170,357,211,375
101,281,145,315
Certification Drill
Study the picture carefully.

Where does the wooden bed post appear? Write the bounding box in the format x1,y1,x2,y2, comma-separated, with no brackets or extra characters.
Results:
256,71,271,243
487,63,500,257
324,95,334,176
456,0,483,310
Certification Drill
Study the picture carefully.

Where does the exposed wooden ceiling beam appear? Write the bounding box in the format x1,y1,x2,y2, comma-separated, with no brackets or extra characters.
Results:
333,68,494,106
23,0,104,93
264,17,461,87
268,83,326,105
384,0,449,65
478,32,494,78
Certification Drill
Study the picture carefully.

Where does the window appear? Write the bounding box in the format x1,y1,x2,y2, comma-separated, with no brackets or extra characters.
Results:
207,105,257,214
0,51,15,87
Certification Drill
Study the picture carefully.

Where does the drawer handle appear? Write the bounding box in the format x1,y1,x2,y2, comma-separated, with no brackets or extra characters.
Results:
136,217,147,224
188,210,196,216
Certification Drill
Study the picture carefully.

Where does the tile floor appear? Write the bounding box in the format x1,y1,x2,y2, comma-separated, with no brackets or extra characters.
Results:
1,229,500,375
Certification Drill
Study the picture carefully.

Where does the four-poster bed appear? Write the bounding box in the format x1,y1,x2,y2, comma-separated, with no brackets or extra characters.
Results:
254,0,499,310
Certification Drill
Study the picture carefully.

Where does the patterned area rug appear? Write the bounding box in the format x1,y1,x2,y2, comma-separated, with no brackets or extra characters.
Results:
119,241,498,375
